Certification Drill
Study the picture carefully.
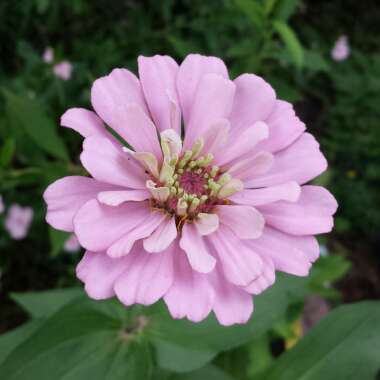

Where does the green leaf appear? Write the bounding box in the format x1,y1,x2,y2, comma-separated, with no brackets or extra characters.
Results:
4,91,69,161
4,274,306,377
274,0,299,21
146,274,306,372
265,302,380,380
0,298,153,380
303,50,331,72
152,365,236,380
168,37,201,58
234,0,264,28
0,138,16,168
273,20,304,68
0,321,45,366
308,255,351,286
11,287,83,319
264,0,278,15
176,365,236,380
49,227,70,257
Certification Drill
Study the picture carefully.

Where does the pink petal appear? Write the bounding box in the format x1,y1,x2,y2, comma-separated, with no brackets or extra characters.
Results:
184,74,235,149
143,216,177,253
97,189,150,206
91,68,148,127
76,251,131,300
230,182,301,206
107,211,166,258
216,121,269,165
256,100,305,153
179,223,216,273
61,108,109,139
246,227,313,276
208,227,263,286
138,55,180,132
195,213,219,236
43,176,116,232
243,256,275,295
245,133,328,188
177,54,228,125
217,205,264,239
210,268,253,326
114,242,174,306
106,104,162,158
229,74,276,139
294,235,320,263
227,152,274,182
164,247,214,323
202,118,230,156
258,185,338,235
80,136,148,189
74,199,150,252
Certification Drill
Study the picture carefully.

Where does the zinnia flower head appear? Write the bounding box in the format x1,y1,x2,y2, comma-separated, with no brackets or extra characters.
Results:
5,204,33,240
53,61,72,80
331,35,350,61
44,54,337,325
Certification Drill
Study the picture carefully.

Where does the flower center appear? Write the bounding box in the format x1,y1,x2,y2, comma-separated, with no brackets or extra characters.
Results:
145,136,243,225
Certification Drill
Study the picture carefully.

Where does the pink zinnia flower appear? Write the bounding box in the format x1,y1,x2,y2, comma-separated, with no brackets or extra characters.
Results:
44,54,337,325
5,204,33,240
331,35,350,61
43,47,54,63
53,61,72,80
64,234,81,253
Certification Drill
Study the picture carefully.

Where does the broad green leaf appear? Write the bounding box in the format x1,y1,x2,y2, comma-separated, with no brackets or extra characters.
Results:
4,91,69,161
3,274,307,376
234,0,264,28
177,365,236,380
265,302,380,380
0,298,153,380
152,365,236,380
0,320,44,366
11,287,83,319
247,335,274,379
273,20,304,68
146,274,307,372
49,227,70,257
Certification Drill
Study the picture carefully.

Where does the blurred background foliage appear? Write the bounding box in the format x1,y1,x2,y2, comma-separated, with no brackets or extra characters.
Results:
0,0,380,379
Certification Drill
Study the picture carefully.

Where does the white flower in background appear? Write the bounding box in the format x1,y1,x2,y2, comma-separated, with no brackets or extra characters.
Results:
53,61,73,80
64,234,81,253
331,35,350,61
43,47,54,63
0,195,4,214
4,204,34,240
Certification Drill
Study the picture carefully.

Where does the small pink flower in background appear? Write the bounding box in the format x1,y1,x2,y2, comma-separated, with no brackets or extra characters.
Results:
43,47,54,63
5,204,33,240
0,195,4,214
53,61,73,80
331,35,350,61
44,54,337,325
64,234,81,253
